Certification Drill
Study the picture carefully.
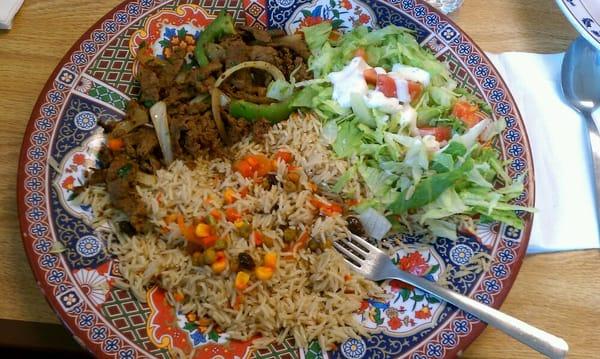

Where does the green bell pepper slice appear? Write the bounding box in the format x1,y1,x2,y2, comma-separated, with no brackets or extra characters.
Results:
194,11,236,67
229,98,294,124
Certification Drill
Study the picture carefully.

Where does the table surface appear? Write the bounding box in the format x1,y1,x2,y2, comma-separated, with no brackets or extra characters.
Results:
0,0,598,358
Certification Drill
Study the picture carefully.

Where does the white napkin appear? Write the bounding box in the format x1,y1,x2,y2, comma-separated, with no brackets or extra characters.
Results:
486,52,600,254
0,0,23,29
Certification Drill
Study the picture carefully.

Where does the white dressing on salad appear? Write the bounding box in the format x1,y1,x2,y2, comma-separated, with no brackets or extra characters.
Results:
329,57,432,117
422,135,441,154
399,106,420,136
364,90,403,114
391,64,431,86
328,57,370,108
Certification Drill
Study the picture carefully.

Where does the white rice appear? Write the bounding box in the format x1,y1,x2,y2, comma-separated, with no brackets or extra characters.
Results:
82,113,381,350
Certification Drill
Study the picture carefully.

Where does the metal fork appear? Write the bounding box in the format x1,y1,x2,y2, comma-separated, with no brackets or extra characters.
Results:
334,234,569,359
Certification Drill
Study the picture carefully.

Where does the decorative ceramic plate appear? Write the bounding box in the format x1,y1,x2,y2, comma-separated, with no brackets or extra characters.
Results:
556,0,600,50
17,1,534,358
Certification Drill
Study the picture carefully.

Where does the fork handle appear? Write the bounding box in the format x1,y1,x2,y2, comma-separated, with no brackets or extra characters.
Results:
386,267,569,358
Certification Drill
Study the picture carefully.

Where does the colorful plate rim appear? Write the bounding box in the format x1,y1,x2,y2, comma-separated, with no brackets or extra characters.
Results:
17,0,535,358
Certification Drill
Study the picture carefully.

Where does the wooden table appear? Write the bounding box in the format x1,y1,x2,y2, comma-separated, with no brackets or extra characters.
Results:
0,0,597,357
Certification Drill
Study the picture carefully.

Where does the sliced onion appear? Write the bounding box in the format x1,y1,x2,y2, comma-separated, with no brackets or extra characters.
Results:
358,208,392,241
190,93,209,105
211,88,228,143
112,104,148,136
456,118,491,149
136,172,157,186
220,93,230,107
294,78,329,88
214,61,285,89
149,101,174,166
480,117,505,143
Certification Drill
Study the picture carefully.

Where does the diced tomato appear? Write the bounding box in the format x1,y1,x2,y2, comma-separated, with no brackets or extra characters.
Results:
225,208,242,222
253,231,263,246
202,235,218,248
323,203,343,216
309,198,343,216
354,48,367,61
107,138,125,151
452,101,481,128
233,154,273,178
418,126,452,142
246,156,258,167
253,154,273,177
209,209,222,220
233,159,254,177
408,81,423,101
462,112,482,128
215,250,226,261
452,101,476,119
309,198,321,209
239,186,249,198
376,74,397,98
185,226,201,244
274,150,293,164
177,214,195,242
363,68,378,85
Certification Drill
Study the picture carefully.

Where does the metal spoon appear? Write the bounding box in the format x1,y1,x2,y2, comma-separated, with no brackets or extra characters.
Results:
561,36,600,235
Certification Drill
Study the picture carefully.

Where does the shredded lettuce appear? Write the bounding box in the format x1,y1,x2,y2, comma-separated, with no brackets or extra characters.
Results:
429,86,456,107
302,22,332,55
389,159,473,214
332,120,362,157
350,93,377,128
290,86,319,108
420,188,468,223
298,24,533,237
332,166,355,193
267,79,294,101
358,162,397,201
321,119,338,144
424,219,459,240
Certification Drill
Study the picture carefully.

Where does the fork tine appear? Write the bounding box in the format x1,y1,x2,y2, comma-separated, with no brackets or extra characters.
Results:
349,233,377,250
333,241,363,264
339,256,363,272
345,236,371,256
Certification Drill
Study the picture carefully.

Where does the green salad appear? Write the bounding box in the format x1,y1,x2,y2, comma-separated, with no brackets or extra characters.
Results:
271,23,533,239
